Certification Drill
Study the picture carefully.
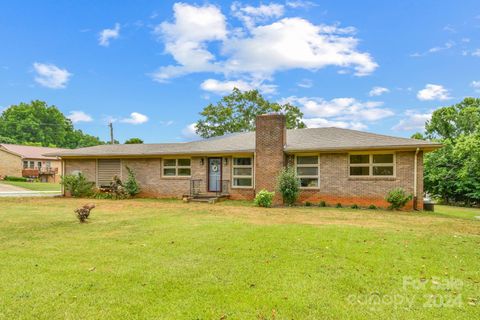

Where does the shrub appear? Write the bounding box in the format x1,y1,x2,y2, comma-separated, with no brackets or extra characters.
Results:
276,167,300,206
368,204,377,210
4,176,27,182
305,201,312,207
254,189,275,208
124,166,140,197
109,176,129,200
74,204,95,223
385,187,413,210
61,173,94,198
319,201,327,207
350,204,359,209
336,203,342,208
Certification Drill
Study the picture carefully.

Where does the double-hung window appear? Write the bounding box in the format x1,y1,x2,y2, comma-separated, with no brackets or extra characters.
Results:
163,159,191,177
296,155,319,188
232,157,253,187
349,154,394,177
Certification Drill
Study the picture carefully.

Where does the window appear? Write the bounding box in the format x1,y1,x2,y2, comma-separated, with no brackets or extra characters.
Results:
296,155,319,188
37,161,42,168
29,161,34,169
163,159,191,177
349,153,394,177
232,157,253,187
46,161,51,169
23,161,28,169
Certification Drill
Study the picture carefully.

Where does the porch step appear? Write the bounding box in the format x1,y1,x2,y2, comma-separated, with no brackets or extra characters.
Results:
185,194,229,204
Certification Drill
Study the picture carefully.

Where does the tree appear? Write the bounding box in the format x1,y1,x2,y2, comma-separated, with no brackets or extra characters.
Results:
423,97,480,205
410,132,425,140
0,136,17,144
195,88,306,138
124,138,144,144
0,100,104,148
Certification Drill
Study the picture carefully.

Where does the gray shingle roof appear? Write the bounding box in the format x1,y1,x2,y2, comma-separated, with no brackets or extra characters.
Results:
44,127,441,157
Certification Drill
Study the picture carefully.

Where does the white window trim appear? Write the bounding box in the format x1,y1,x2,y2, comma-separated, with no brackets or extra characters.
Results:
232,157,253,188
161,158,192,178
348,152,396,178
295,155,320,189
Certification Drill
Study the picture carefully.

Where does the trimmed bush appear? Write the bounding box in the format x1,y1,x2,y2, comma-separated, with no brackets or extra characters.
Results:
276,167,300,206
124,166,140,197
385,187,413,210
4,176,27,182
61,173,94,198
350,204,359,209
254,189,275,208
305,201,312,207
336,203,342,208
368,204,377,210
319,201,327,207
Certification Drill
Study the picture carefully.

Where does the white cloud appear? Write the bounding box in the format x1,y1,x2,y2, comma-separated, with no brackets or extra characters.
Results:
200,78,276,94
417,84,451,101
120,112,149,124
297,78,313,88
152,3,227,82
471,80,480,92
231,2,285,29
33,62,72,89
181,122,200,139
393,110,431,131
67,111,93,123
472,49,480,57
286,1,317,8
282,95,393,131
152,4,377,82
368,86,389,97
160,120,174,126
410,41,455,57
98,23,120,47
303,118,367,130
284,96,394,121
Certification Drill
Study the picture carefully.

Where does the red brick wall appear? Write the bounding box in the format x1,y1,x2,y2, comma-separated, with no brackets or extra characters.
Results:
254,114,286,203
297,151,424,209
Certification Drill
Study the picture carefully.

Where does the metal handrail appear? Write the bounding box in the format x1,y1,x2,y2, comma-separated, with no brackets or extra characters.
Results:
190,179,202,197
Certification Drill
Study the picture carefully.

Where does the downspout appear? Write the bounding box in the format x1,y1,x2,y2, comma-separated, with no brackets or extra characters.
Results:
413,148,420,210
61,159,65,196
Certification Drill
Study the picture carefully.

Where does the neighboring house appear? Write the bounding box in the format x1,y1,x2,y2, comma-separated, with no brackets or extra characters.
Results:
0,144,67,182
45,114,441,209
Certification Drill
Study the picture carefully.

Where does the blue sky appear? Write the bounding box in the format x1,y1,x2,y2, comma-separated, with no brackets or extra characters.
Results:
1,0,479,143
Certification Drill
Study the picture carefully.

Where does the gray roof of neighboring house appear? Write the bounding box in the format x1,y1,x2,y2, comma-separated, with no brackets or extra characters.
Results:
43,127,442,158
0,144,68,160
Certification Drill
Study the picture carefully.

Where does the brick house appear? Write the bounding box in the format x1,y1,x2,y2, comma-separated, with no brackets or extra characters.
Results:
0,144,66,182
46,114,441,209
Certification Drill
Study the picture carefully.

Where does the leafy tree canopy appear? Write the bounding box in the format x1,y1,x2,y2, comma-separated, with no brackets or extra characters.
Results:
423,97,480,205
195,88,306,138
0,100,104,148
124,137,144,144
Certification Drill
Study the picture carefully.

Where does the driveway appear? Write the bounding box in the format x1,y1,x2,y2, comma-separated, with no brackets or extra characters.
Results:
0,182,62,197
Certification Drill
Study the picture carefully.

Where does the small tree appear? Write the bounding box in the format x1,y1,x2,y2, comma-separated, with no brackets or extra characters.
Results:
385,188,413,210
124,166,140,197
277,167,300,206
125,138,144,144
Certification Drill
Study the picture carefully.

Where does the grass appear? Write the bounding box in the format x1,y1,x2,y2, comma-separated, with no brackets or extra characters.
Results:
0,180,61,191
0,198,479,319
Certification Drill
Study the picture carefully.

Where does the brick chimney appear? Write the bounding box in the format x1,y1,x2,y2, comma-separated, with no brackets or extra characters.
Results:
255,114,286,201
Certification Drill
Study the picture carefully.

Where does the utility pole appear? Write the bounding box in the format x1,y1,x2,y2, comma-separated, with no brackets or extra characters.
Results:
108,122,114,144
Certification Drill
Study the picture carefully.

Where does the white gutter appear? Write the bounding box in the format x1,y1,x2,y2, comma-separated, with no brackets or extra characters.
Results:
413,148,420,210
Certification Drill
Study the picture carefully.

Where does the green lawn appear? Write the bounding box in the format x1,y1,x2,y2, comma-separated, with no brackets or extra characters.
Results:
0,180,61,191
0,198,479,319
